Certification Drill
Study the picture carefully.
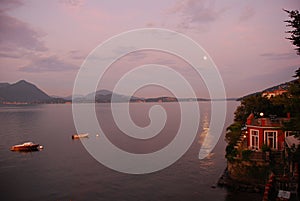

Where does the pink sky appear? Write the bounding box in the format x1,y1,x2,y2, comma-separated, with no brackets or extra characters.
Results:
0,0,300,98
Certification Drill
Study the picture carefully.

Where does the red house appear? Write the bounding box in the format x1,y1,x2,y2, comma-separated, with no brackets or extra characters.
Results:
246,113,292,151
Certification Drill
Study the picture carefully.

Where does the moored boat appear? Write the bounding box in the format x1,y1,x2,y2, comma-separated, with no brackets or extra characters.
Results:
10,142,39,151
72,133,89,139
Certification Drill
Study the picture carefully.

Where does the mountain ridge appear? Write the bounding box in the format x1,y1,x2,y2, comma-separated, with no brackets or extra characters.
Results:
3,79,290,104
0,80,51,102
237,80,294,101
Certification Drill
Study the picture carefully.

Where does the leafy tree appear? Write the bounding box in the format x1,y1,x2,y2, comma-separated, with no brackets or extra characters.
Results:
283,68,300,134
293,68,300,78
284,9,300,135
225,122,242,145
284,9,300,55
269,93,288,114
225,144,237,162
241,150,253,161
234,94,285,124
225,122,242,161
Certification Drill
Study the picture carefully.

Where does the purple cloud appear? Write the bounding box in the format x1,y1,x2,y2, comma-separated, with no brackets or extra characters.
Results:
59,0,85,7
260,52,299,60
0,14,47,52
0,0,23,12
166,0,228,31
0,1,47,58
19,55,78,73
68,50,87,60
239,6,255,22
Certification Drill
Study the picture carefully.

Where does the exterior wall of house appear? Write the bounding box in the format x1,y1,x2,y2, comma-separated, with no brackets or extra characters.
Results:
246,114,289,151
246,126,285,151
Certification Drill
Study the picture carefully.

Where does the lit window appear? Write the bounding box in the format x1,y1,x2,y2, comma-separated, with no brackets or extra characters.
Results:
250,130,259,150
264,131,277,150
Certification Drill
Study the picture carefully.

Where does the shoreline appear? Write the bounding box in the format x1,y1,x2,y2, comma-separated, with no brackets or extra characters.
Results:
217,168,265,194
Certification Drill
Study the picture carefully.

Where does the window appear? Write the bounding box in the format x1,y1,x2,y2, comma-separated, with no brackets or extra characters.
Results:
285,131,293,138
285,131,300,138
264,131,277,150
250,129,259,150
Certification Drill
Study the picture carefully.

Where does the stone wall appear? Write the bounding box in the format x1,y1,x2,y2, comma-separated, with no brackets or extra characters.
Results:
227,159,270,185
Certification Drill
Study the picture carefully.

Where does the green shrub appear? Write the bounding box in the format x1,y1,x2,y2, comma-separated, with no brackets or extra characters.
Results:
225,144,238,162
262,144,271,152
225,122,242,145
242,150,253,161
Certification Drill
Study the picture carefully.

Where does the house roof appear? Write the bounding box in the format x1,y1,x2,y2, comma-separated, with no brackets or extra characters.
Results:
246,113,290,127
247,118,288,127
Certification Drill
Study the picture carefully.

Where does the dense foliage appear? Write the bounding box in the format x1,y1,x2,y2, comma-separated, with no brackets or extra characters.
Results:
233,68,300,135
226,68,300,161
283,71,300,132
234,95,286,124
225,123,242,144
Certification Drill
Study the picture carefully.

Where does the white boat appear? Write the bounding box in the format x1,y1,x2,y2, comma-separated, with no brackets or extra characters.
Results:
10,142,39,151
72,133,89,139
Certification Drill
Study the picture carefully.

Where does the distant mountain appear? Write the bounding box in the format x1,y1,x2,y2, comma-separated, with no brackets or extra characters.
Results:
95,89,113,96
0,80,51,103
0,83,10,88
261,82,290,92
73,89,142,103
145,96,178,102
50,95,62,98
0,80,238,104
72,89,238,103
64,94,84,101
237,80,293,101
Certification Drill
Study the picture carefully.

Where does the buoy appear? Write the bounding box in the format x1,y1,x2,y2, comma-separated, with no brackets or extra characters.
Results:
96,134,99,137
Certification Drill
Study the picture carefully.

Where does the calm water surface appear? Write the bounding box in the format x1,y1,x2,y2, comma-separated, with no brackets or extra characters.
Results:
0,102,263,201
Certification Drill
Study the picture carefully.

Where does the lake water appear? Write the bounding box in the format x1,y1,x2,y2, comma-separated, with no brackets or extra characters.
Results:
0,102,263,201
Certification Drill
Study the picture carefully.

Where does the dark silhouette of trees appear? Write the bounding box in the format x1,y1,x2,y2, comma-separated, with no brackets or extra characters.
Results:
234,94,286,124
283,69,300,133
284,9,300,134
284,9,300,55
